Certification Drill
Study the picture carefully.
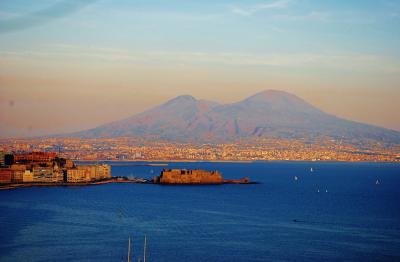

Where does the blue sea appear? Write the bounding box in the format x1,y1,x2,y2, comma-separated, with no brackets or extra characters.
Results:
0,161,399,262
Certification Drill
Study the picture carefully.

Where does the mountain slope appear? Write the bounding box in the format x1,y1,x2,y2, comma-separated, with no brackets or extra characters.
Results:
71,90,400,145
75,95,220,141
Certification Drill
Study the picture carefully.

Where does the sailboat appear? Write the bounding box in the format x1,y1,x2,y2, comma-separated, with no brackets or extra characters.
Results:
376,179,380,185
143,235,147,262
310,167,314,172
128,237,131,262
294,176,298,181
127,235,147,262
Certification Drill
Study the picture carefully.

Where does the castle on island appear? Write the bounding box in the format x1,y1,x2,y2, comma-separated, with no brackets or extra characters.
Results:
154,169,250,185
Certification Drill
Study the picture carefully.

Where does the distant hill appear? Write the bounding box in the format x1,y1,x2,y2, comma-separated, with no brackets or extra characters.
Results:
68,90,400,146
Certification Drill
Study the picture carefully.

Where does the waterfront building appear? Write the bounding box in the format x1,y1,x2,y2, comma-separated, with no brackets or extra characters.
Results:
76,164,111,181
53,171,64,183
77,165,98,181
0,169,12,184
12,170,24,183
11,164,27,182
67,169,90,183
97,164,111,179
23,170,33,183
32,167,61,183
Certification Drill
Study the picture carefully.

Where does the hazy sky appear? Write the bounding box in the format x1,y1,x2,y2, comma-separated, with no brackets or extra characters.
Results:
1,0,399,137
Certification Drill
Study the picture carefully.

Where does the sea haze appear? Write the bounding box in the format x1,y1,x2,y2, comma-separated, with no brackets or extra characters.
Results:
0,161,399,262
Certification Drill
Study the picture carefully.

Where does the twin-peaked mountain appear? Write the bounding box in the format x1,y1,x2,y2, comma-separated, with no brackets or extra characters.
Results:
71,90,400,145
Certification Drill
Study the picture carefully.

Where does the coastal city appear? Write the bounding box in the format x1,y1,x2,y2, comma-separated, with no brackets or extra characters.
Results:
0,150,250,187
1,1,400,261
0,151,111,186
1,137,399,162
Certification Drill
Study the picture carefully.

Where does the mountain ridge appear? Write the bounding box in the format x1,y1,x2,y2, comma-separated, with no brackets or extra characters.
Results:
67,90,400,146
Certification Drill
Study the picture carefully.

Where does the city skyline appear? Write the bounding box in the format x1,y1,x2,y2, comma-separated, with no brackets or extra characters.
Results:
1,0,400,137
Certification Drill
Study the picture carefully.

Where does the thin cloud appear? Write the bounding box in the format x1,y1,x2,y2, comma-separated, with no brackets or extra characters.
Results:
0,0,97,34
273,11,331,22
230,0,290,16
2,45,399,74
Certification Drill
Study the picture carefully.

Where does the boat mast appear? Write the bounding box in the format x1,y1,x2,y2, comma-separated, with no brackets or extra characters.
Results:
128,237,131,262
143,235,147,262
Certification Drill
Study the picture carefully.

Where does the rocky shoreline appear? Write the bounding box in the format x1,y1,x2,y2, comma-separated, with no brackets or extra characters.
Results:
0,175,256,190
0,177,146,190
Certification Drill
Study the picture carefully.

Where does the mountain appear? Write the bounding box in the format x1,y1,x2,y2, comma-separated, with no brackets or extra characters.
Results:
70,90,400,145
75,95,220,141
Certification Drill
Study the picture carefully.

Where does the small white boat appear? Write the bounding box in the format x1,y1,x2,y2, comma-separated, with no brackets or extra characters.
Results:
310,167,314,172
294,176,298,181
376,179,380,185
325,189,328,193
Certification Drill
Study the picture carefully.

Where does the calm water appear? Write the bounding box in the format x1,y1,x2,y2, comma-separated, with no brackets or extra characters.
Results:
0,161,399,262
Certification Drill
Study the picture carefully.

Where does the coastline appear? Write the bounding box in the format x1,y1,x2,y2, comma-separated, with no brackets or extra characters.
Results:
74,159,254,163
0,177,256,191
74,159,399,163
0,178,148,191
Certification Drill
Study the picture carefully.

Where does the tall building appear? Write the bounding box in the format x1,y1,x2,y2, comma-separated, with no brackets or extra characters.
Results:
76,164,111,181
67,169,90,183
77,165,98,181
97,164,111,179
